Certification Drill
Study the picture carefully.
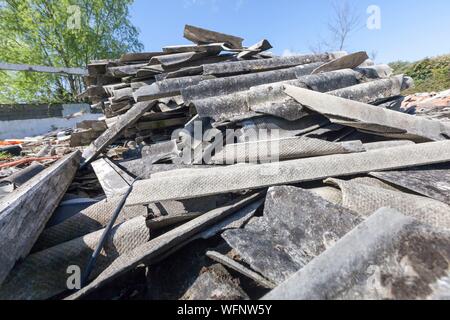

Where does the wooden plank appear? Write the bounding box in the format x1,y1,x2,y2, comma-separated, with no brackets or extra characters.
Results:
0,216,149,300
81,101,156,166
0,62,87,76
0,151,81,285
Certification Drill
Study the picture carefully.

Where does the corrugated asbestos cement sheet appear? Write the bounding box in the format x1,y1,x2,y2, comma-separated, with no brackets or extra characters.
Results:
125,141,450,206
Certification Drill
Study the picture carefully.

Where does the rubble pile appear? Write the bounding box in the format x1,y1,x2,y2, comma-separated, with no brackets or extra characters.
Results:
1,25,450,301
0,131,75,195
401,89,450,121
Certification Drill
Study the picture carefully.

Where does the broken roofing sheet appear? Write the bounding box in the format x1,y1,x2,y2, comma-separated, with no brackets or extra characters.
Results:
210,137,364,164
0,215,150,300
2,24,450,301
125,141,450,206
325,178,450,229
183,24,244,49
189,65,400,124
264,208,450,300
370,166,450,205
68,193,264,299
285,85,450,142
223,186,363,285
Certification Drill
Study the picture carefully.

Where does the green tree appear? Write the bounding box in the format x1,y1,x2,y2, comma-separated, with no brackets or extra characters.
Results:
0,0,143,104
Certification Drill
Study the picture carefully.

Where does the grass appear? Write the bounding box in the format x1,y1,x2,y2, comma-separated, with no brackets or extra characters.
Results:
389,54,450,95
0,151,11,160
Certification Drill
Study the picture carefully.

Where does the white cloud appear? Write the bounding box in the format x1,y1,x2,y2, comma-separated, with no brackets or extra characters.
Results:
282,49,303,57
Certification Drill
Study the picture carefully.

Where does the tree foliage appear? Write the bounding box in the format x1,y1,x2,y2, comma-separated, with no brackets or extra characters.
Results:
0,0,143,104
390,55,450,94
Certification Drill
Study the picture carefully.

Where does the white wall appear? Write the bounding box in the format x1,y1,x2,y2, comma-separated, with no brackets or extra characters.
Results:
0,104,101,139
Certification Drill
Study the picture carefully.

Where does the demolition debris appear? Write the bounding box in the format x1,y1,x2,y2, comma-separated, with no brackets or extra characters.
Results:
1,24,450,301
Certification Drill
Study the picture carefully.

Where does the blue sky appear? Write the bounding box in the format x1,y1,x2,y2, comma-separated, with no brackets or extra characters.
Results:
129,0,450,63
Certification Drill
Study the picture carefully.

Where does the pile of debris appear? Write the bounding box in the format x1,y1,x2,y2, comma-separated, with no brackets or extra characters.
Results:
1,25,450,301
400,89,450,121
0,129,79,197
